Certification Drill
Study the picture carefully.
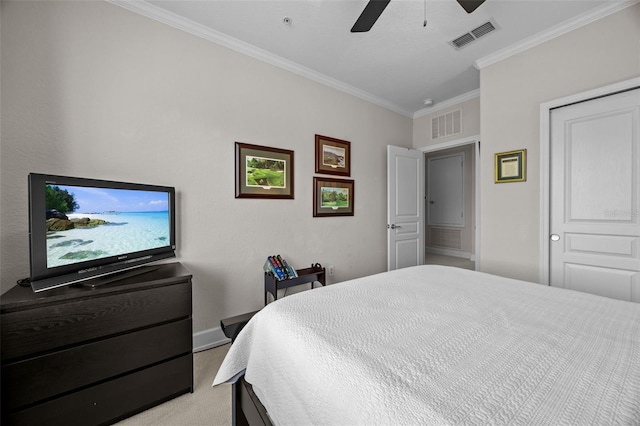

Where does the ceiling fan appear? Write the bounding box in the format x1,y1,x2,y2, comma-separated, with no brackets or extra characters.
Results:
351,0,486,33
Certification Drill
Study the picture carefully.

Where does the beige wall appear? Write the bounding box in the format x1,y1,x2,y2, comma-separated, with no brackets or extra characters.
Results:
0,1,412,333
479,4,640,282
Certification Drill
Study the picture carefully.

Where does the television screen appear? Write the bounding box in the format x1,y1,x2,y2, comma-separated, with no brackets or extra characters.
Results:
29,174,176,292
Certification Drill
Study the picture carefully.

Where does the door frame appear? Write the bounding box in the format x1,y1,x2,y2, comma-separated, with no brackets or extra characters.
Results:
420,135,480,269
539,77,640,285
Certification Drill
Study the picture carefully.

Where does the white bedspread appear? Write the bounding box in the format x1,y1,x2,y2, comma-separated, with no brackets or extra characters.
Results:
213,265,640,425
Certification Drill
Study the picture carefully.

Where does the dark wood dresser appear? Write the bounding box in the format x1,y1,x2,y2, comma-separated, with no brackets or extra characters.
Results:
0,262,193,426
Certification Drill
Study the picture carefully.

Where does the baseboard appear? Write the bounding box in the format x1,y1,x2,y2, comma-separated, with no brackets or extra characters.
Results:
193,326,230,353
426,247,472,259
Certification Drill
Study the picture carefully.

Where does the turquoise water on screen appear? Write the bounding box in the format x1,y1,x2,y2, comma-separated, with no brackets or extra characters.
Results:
46,211,170,268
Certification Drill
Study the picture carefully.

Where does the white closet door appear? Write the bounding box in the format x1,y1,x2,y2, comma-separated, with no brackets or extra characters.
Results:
550,88,640,302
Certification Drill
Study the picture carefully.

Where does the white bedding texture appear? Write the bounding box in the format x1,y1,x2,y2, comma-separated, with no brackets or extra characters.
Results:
214,265,640,425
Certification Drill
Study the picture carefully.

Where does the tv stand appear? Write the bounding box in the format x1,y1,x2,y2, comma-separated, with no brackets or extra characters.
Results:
1,262,193,426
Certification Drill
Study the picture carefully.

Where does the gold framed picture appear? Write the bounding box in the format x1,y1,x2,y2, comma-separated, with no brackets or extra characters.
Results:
495,149,526,183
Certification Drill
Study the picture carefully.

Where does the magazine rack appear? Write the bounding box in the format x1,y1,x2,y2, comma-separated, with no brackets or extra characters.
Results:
264,263,325,305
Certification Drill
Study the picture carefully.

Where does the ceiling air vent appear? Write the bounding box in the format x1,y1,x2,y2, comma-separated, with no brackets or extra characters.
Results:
449,19,498,50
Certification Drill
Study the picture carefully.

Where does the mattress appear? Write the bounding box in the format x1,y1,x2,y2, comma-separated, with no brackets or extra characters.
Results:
213,265,640,425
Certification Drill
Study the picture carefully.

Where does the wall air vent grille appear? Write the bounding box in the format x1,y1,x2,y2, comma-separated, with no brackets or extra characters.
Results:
450,19,499,50
432,109,462,140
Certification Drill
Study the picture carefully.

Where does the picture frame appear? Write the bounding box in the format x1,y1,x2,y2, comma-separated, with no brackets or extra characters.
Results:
315,134,351,177
495,149,526,183
235,142,294,199
313,177,354,217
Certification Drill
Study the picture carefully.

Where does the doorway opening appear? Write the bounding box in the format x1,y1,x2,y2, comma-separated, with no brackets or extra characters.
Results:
421,136,480,271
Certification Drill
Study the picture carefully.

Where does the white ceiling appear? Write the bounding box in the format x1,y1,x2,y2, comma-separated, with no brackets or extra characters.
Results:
114,0,632,117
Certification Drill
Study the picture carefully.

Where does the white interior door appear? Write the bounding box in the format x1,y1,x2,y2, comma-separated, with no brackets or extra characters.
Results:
387,145,425,271
427,153,464,227
550,88,640,302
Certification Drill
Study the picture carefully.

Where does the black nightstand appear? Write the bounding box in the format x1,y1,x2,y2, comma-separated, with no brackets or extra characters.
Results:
264,263,325,305
220,311,259,342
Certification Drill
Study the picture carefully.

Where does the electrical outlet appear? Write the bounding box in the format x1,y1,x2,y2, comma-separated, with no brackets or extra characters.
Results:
328,265,335,277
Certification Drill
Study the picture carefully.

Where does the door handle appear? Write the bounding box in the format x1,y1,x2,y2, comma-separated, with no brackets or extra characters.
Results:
550,234,560,242
389,224,402,229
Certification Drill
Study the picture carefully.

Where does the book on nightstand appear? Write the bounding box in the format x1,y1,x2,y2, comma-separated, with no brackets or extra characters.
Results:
277,255,298,279
264,255,297,280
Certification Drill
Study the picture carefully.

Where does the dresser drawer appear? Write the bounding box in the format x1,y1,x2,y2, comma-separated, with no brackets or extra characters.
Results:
6,354,193,426
2,318,192,410
1,280,191,362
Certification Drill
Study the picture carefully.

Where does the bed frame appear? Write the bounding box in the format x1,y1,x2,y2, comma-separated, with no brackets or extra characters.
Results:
232,374,273,426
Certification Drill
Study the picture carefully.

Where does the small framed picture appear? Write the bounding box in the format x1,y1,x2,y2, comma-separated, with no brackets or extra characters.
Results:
495,149,526,183
313,177,354,217
315,135,351,177
235,142,294,198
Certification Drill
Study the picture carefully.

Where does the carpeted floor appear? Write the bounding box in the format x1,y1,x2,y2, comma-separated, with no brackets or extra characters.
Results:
115,343,232,425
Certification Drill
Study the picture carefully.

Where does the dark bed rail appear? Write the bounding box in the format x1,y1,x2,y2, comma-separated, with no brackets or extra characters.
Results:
232,375,272,426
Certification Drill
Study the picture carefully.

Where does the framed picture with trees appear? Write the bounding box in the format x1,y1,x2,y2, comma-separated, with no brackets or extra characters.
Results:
313,177,354,217
235,142,294,199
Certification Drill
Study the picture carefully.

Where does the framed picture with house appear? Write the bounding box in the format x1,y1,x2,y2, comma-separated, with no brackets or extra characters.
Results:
315,135,351,177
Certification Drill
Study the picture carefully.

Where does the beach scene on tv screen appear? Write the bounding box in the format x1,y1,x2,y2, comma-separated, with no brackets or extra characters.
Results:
44,184,171,268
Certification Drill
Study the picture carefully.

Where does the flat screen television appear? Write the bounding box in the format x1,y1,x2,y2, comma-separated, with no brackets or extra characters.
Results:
28,173,176,292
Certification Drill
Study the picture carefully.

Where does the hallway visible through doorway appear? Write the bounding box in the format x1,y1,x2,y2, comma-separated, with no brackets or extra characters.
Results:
425,254,475,270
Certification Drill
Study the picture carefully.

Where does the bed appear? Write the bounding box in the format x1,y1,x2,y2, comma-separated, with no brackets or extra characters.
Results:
213,265,640,425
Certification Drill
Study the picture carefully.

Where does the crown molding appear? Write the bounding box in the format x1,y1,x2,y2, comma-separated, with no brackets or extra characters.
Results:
413,89,480,119
474,0,639,70
107,0,413,118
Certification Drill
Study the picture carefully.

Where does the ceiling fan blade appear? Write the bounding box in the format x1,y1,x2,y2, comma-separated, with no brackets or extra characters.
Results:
351,0,391,33
456,0,485,14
